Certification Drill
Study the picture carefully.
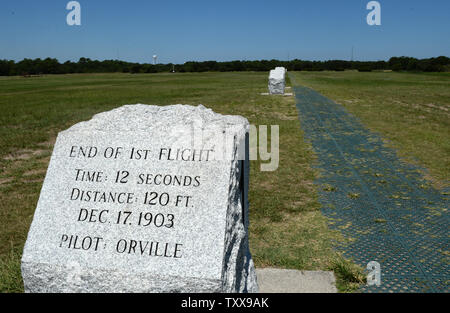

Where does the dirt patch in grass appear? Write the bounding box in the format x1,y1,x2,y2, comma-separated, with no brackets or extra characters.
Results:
0,178,13,185
36,137,57,148
3,149,47,161
22,168,47,177
422,103,449,112
271,111,298,120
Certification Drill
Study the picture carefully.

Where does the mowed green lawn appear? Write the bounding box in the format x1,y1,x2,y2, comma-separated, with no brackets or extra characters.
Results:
291,71,450,188
1,72,359,292
3,71,447,293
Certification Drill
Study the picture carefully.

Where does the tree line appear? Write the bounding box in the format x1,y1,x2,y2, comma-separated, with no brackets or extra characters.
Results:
0,56,448,76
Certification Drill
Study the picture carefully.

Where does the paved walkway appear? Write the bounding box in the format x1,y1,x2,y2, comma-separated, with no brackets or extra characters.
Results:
291,76,449,293
256,268,337,293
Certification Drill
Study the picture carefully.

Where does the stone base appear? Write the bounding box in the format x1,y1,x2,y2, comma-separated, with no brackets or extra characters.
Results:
22,260,258,293
260,93,293,96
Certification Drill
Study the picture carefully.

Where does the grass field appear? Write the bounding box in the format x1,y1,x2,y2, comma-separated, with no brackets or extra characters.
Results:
0,72,364,292
2,70,447,293
291,71,450,188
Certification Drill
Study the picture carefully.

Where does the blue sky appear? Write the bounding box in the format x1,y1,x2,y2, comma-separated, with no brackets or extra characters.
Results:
0,0,449,64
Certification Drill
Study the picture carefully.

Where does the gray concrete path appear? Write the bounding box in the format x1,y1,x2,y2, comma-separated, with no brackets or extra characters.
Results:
256,268,337,293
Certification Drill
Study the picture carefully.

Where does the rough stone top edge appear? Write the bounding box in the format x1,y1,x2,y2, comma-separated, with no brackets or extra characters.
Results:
269,68,286,80
62,104,250,133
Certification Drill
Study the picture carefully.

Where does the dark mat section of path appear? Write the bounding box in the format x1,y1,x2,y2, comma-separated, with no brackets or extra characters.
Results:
290,76,449,293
